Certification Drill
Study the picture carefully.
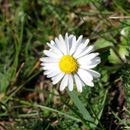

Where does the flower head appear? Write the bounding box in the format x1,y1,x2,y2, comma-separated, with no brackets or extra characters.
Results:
40,33,101,92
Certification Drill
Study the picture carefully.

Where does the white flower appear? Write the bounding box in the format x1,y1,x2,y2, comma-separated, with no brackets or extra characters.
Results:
40,33,101,92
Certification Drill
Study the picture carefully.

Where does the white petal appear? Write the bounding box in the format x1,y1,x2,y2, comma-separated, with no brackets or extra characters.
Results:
77,45,94,58
76,35,83,44
69,34,74,39
83,39,89,46
50,40,55,46
68,34,74,50
65,33,69,54
91,57,101,64
59,34,68,54
80,64,98,69
44,68,60,75
52,72,64,85
47,43,63,56
85,81,94,87
44,70,54,75
69,36,76,55
69,35,83,55
79,57,101,70
40,57,59,63
44,50,61,59
73,39,90,58
77,69,94,87
80,58,100,69
78,53,99,63
41,62,58,67
87,70,101,78
78,69,93,81
60,74,69,91
44,70,51,75
68,75,74,91
80,65,95,70
55,38,62,49
46,70,61,78
55,37,67,55
42,66,57,71
73,43,88,58
42,63,59,70
74,74,83,92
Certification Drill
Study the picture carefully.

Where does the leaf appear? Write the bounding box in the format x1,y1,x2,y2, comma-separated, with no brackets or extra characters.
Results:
0,73,9,93
108,45,129,64
119,45,129,60
95,89,108,125
101,69,109,82
0,66,16,93
95,38,113,50
108,49,121,64
67,90,95,128
121,20,130,40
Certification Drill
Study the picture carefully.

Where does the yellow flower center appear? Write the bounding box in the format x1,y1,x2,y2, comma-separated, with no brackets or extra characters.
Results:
59,55,78,74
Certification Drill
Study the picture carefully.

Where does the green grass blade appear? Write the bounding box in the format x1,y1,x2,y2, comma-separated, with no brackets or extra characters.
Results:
67,90,95,128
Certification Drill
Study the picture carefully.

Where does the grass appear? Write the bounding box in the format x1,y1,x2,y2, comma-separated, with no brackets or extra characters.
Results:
0,0,130,129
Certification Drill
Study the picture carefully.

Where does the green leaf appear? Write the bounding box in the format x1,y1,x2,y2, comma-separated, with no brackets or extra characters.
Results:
101,69,109,82
95,38,113,50
67,90,95,128
119,45,129,60
0,73,9,93
0,66,15,93
108,49,121,64
95,89,108,125
108,45,128,64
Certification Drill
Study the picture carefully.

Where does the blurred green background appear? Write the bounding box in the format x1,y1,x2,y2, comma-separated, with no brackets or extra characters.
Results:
0,0,130,129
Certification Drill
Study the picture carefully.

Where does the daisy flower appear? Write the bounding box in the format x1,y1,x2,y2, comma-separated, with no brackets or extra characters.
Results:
40,33,101,92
